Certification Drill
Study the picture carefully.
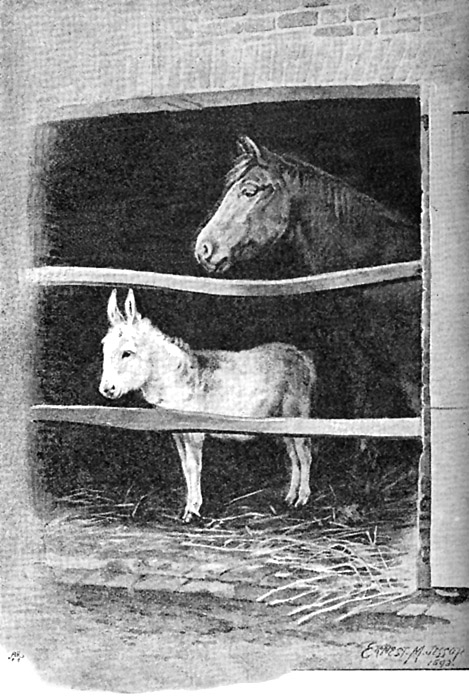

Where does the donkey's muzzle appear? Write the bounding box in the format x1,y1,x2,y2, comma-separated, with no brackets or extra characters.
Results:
99,383,119,400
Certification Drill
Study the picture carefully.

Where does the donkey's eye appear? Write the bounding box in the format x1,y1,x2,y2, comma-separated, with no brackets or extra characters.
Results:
122,350,133,359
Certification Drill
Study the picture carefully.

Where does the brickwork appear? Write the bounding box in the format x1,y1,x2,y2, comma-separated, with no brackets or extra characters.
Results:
277,9,319,27
156,0,464,39
13,0,467,111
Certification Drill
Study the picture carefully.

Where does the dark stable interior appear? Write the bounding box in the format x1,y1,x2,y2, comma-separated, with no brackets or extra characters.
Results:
34,98,421,522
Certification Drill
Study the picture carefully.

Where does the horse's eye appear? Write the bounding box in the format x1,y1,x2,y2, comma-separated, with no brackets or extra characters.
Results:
122,350,133,359
242,186,259,198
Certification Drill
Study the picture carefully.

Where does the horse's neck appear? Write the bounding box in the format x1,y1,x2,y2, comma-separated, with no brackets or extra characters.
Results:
287,165,419,272
287,172,349,274
142,326,199,407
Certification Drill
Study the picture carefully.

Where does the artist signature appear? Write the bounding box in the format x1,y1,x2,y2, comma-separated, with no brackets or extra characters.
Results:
361,642,465,668
7,651,24,662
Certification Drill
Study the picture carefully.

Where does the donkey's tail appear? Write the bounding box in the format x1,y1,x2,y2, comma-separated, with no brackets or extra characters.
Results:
302,349,317,383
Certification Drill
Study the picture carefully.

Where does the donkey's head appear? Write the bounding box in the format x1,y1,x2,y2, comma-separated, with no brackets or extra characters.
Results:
194,136,293,274
99,289,151,400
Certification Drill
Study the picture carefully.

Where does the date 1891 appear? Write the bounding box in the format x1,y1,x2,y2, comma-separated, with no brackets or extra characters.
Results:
361,642,465,668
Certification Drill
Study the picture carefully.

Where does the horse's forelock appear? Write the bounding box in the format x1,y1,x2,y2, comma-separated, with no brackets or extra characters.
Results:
224,154,255,190
224,149,295,191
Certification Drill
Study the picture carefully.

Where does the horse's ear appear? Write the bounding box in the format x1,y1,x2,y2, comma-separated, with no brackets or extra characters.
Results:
237,135,267,164
124,288,141,324
107,289,125,326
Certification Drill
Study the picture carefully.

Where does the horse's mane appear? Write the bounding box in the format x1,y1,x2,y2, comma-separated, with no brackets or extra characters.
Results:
284,152,416,228
225,150,416,231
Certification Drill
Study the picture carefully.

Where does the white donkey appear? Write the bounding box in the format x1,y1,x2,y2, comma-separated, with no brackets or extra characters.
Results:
99,289,316,522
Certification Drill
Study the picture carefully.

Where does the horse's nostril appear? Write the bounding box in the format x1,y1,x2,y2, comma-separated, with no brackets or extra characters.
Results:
214,255,229,272
199,240,213,260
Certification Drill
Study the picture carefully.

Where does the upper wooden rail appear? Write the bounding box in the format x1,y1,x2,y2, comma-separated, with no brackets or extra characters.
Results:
31,405,422,439
24,260,421,296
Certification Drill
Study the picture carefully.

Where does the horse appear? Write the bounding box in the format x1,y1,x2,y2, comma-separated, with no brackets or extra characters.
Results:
99,288,317,522
194,135,420,276
194,136,421,418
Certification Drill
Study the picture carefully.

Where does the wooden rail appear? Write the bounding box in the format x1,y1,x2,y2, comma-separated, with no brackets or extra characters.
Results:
24,260,421,296
31,405,422,439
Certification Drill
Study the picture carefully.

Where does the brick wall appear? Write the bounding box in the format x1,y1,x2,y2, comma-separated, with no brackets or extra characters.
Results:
11,0,468,111
147,0,467,102
159,0,461,40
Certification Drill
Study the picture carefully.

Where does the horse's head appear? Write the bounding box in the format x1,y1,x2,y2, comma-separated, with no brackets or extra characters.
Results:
99,289,151,400
195,136,293,274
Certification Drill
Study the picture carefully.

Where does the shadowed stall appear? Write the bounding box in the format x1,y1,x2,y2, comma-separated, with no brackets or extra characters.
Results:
33,98,421,527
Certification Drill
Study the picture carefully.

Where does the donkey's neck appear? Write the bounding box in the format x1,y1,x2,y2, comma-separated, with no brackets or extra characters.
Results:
140,323,200,409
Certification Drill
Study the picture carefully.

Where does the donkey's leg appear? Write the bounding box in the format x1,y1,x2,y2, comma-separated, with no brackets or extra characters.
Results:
180,432,205,523
173,433,186,464
284,437,301,506
172,433,192,519
293,437,312,507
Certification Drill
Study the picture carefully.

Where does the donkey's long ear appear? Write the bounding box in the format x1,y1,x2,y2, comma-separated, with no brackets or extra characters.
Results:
124,288,141,324
107,289,125,326
237,135,268,165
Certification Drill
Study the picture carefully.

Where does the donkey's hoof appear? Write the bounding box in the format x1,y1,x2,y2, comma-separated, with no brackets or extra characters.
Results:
285,493,297,507
181,510,201,524
294,495,310,508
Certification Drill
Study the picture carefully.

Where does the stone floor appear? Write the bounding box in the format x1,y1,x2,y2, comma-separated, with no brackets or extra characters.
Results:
45,517,304,604
8,513,467,689
42,513,461,621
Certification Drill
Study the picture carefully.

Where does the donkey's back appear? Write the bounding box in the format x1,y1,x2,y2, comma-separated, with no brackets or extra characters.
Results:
193,343,316,427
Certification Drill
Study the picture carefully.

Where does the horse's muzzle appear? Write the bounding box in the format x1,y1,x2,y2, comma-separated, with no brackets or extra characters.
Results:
195,251,231,274
194,236,232,274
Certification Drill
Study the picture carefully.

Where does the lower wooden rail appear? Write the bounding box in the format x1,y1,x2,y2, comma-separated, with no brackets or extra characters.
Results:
31,405,422,439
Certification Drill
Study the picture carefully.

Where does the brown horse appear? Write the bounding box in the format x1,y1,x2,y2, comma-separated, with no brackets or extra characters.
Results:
99,289,317,522
195,136,419,276
194,136,421,417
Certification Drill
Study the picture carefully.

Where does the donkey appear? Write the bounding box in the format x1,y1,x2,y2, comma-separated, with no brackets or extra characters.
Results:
99,289,317,522
194,136,421,418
